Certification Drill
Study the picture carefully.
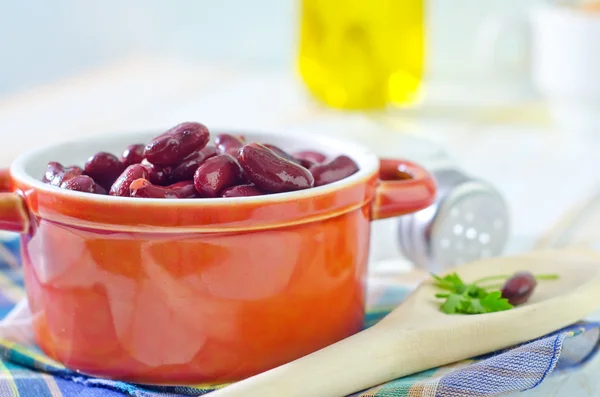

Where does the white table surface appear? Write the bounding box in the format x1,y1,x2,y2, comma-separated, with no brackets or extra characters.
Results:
2,58,600,396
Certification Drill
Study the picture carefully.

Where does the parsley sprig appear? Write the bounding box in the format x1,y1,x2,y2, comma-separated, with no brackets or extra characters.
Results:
432,272,558,315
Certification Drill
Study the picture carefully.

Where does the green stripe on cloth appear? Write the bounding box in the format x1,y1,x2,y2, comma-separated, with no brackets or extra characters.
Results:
0,340,66,373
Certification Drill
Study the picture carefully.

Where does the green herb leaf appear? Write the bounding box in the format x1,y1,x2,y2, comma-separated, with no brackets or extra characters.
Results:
431,271,556,315
480,291,513,313
440,293,463,314
468,298,485,314
431,273,466,293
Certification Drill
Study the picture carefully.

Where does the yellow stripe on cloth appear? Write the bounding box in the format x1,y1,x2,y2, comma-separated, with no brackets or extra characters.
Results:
41,373,63,397
0,360,19,396
187,383,229,390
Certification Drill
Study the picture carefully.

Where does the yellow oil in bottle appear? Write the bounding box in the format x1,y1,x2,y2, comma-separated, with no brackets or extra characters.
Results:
298,0,424,110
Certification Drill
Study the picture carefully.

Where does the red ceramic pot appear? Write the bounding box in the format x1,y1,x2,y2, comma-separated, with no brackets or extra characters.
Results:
0,131,435,384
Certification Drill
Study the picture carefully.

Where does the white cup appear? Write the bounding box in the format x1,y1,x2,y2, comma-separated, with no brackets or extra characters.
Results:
531,3,600,134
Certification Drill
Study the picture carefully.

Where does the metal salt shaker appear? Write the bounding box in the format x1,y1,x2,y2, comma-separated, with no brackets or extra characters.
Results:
395,168,510,273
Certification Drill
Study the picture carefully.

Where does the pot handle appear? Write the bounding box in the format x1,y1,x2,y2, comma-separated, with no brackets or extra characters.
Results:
371,159,436,221
0,169,29,233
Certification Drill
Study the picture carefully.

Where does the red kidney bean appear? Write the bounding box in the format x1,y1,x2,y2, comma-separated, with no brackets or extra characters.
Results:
50,166,84,187
43,162,64,183
144,122,210,166
167,180,199,198
239,169,252,184
215,134,244,157
130,178,179,199
141,159,171,186
310,155,359,187
61,175,107,194
42,162,80,186
263,144,302,166
238,143,314,193
121,143,145,166
194,154,243,198
237,135,246,143
501,271,537,306
297,158,316,169
84,152,126,190
221,184,264,198
109,164,149,197
170,145,217,182
293,150,327,164
58,166,84,183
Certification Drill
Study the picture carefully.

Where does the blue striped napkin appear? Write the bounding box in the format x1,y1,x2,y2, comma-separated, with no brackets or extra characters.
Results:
0,234,598,397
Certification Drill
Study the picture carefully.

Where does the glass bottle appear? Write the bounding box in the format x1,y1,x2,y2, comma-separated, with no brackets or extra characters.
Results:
298,0,425,110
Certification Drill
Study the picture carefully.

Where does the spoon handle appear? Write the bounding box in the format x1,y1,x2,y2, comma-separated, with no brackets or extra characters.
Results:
208,325,435,397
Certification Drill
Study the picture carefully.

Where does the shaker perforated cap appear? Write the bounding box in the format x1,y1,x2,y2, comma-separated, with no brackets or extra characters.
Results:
397,168,510,274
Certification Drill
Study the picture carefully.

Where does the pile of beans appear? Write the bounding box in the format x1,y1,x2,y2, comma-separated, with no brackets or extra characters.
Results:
41,122,360,198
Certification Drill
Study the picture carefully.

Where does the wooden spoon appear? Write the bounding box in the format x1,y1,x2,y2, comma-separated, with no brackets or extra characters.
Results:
210,248,600,397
